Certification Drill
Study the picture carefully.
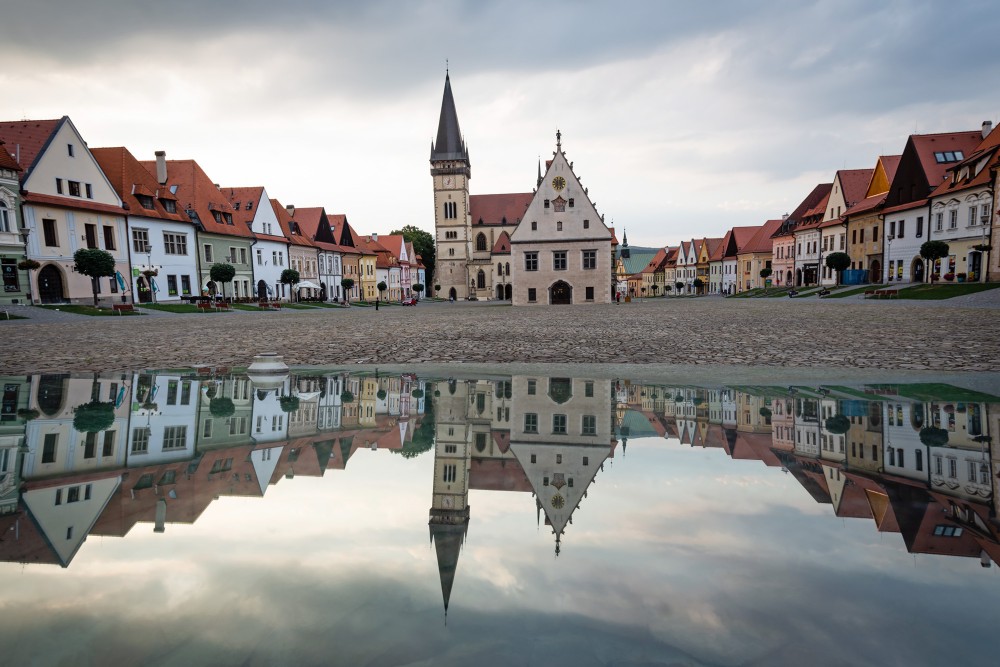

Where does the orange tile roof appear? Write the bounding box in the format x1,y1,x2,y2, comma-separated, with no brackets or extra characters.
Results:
880,155,902,184
328,214,361,254
0,117,63,176
726,226,761,256
703,237,723,259
929,124,1000,199
710,232,731,261
642,247,667,273
92,147,188,224
222,186,265,228
911,131,984,189
844,192,886,217
293,207,340,249
22,191,125,216
469,193,533,226
270,198,316,247
139,159,254,239
378,234,410,263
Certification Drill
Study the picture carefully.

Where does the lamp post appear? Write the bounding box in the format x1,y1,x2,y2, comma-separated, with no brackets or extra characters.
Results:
885,234,894,283
981,213,990,283
18,228,33,304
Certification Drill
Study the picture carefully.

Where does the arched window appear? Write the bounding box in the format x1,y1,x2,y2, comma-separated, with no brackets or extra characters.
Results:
477,269,486,289
506,262,510,275
476,232,487,252
497,262,503,275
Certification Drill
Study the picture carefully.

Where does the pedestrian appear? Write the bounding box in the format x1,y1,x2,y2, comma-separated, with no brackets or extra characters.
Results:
375,299,379,311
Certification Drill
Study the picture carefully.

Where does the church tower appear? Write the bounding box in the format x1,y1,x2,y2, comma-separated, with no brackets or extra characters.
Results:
428,379,472,616
430,72,472,301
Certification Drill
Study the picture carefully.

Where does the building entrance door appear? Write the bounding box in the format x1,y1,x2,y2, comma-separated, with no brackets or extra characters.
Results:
550,281,572,305
37,265,64,303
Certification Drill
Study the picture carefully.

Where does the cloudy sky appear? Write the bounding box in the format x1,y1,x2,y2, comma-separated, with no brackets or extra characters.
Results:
3,0,998,247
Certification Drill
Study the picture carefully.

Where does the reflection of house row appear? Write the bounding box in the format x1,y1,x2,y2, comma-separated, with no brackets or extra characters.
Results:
617,383,1000,568
0,371,426,567
428,376,617,614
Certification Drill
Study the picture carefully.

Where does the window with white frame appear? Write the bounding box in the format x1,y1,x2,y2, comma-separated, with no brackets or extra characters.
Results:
0,201,10,232
163,232,187,255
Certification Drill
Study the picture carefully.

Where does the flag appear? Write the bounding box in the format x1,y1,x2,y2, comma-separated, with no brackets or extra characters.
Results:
151,277,159,293
115,270,127,291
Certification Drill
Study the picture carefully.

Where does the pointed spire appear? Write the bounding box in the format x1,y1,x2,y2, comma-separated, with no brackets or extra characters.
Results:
431,72,469,163
622,229,628,247
537,157,543,188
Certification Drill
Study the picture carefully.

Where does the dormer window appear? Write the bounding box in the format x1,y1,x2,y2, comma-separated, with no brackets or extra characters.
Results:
137,194,154,210
934,151,964,163
233,202,241,211
223,213,233,225
247,201,253,210
160,199,176,214
212,211,223,223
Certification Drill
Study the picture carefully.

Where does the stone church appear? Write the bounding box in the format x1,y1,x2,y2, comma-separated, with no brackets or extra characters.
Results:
430,73,615,305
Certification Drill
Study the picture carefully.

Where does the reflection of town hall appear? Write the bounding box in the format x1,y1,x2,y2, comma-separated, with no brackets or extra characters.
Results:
430,73,615,305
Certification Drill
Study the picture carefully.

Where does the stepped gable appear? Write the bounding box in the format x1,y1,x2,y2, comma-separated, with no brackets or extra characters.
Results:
92,147,187,224
469,192,533,226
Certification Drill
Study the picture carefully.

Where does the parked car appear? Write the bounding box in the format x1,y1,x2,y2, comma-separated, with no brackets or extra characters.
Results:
401,296,417,306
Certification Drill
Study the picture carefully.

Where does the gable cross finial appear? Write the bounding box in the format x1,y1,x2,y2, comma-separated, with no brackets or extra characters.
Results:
556,128,562,150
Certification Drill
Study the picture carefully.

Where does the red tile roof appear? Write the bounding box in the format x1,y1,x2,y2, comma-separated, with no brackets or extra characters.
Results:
92,147,188,224
22,191,125,216
491,230,511,254
911,131,984,189
139,159,254,239
726,226,761,256
710,231,731,261
929,124,1000,199
844,192,886,217
222,186,265,229
378,234,410,263
0,140,21,171
741,219,784,253
642,247,667,273
469,193,533,226
837,168,875,208
270,199,316,247
0,118,63,176
880,155,902,185
702,237,724,260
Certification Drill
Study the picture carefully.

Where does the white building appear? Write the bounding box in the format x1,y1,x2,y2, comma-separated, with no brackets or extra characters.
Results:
225,186,289,301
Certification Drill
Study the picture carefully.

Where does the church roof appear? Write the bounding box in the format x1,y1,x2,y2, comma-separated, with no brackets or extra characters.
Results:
469,193,532,226
430,73,469,163
491,230,511,254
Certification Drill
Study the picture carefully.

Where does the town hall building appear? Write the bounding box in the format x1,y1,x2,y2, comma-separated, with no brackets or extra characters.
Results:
430,73,615,305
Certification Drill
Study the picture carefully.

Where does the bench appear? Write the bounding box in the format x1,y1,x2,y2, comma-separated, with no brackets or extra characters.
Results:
112,303,136,315
259,301,281,310
864,289,897,299
818,289,831,297
215,301,232,310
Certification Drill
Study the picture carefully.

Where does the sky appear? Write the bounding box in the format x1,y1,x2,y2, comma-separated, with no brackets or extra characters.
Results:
3,0,999,247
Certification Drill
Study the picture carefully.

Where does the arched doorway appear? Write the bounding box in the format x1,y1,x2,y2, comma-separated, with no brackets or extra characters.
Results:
496,285,504,300
550,280,572,305
320,282,327,301
911,257,924,283
36,374,67,416
869,260,881,283
795,268,802,286
786,270,793,285
448,287,457,301
504,284,512,300
37,265,64,303
257,280,268,301
136,275,152,303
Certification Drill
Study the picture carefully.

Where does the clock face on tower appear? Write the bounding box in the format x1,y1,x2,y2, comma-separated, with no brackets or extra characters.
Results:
444,177,453,187
551,176,566,191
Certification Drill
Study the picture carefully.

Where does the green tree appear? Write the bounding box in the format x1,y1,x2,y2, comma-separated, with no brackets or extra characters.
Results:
650,284,658,297
824,252,850,286
390,225,435,291
279,395,300,413
675,281,684,295
340,390,355,403
920,240,950,283
209,263,236,300
825,414,850,435
692,277,704,293
413,283,424,299
73,248,116,307
759,267,772,293
377,280,387,301
281,268,300,302
73,400,115,432
341,277,355,303
919,426,949,447
209,397,235,419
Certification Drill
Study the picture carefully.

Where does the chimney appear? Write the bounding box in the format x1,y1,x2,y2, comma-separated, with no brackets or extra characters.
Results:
983,121,993,139
371,232,378,242
154,150,167,185
154,498,167,533
782,213,789,221
286,204,295,217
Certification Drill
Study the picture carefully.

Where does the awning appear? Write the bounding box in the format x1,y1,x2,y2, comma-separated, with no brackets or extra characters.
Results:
297,280,321,289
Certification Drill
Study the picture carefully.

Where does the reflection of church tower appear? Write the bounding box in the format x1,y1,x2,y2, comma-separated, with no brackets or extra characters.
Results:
430,71,472,301
428,379,471,616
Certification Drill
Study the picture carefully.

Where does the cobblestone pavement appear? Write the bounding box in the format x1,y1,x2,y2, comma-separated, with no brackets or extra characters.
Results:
2,296,998,374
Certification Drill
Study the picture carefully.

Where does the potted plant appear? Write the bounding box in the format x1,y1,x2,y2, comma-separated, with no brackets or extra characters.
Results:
956,272,967,282
17,259,40,271
943,272,955,282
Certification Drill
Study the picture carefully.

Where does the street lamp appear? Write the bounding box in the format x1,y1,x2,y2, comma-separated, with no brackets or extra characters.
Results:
886,234,894,283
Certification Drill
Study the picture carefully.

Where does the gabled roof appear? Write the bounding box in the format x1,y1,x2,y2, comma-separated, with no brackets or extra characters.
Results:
222,186,266,229
0,117,63,179
725,226,761,256
378,235,410,263
139,159,253,239
0,139,22,171
702,237,724,261
741,219,784,253
492,230,511,254
711,231,732,261
92,146,189,224
469,193,533,226
929,123,1000,199
837,168,875,209
773,183,833,237
911,131,984,189
877,155,901,190
294,207,341,248
430,73,469,163
642,247,668,274
270,199,315,248
328,214,360,253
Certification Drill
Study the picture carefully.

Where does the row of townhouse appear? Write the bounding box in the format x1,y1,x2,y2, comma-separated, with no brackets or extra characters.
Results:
0,370,427,566
615,381,1000,568
624,119,1000,295
0,117,425,306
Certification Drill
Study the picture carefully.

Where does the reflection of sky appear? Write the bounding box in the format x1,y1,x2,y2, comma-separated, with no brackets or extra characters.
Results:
2,436,999,666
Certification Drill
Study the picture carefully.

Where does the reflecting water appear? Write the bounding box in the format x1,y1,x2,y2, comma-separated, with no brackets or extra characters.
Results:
1,370,999,665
